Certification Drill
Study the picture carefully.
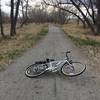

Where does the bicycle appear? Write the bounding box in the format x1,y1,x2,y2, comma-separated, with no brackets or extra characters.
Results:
25,51,86,78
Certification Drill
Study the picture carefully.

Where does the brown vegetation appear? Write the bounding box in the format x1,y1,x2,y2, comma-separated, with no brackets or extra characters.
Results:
0,23,48,70
62,23,100,74
63,23,100,41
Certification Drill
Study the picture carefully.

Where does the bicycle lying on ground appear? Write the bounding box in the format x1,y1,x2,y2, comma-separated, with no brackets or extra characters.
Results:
25,51,86,78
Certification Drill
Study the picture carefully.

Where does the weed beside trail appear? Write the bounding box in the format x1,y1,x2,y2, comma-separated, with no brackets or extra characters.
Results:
0,23,48,70
68,35,100,46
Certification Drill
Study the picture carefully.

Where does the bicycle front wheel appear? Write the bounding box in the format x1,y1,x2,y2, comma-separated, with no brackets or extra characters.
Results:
25,63,47,78
61,62,86,77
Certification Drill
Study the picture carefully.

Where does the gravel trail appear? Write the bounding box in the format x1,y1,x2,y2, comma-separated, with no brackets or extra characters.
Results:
0,25,100,100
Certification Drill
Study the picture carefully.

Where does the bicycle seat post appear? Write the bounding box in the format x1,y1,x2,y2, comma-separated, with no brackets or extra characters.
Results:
46,58,50,63
66,51,71,61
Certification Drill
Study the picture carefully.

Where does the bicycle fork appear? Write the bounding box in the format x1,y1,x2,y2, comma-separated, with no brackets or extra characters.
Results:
65,60,75,72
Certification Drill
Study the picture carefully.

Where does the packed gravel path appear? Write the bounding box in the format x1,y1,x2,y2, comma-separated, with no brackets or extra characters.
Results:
0,25,100,100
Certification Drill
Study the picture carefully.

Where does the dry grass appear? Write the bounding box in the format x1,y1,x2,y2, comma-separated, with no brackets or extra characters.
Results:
62,23,100,56
63,23,100,41
0,23,48,70
62,23,100,51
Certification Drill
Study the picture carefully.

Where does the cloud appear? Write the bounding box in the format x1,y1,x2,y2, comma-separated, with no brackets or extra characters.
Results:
1,0,10,13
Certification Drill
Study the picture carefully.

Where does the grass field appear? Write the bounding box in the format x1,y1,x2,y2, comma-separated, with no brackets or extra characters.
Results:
62,23,100,60
62,23,100,46
62,23,100,73
0,23,48,70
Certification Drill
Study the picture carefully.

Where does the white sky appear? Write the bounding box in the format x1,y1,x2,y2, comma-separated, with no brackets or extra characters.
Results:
1,0,10,13
1,0,94,17
1,0,42,14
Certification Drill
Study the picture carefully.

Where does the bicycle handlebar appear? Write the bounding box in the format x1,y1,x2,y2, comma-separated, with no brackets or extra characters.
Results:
66,51,71,60
66,51,71,54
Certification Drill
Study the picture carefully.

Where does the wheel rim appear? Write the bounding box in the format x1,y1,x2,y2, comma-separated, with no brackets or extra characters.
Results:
25,64,47,77
62,62,86,76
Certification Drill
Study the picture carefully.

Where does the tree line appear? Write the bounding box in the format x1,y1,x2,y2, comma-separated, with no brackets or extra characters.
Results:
0,0,100,38
43,0,100,35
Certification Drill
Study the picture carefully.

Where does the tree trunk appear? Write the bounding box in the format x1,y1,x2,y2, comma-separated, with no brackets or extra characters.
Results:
20,18,28,28
70,0,95,34
10,0,15,36
13,0,20,34
96,0,100,34
20,0,28,28
0,0,5,38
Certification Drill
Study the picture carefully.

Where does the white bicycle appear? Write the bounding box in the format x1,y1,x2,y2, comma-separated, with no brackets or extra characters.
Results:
25,51,86,78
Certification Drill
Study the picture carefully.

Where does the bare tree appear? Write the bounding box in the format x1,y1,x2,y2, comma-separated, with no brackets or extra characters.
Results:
43,0,86,27
57,7,66,24
20,0,30,27
13,0,21,34
10,0,15,36
0,0,5,38
96,0,100,33
70,0,95,33
43,0,97,34
10,0,21,36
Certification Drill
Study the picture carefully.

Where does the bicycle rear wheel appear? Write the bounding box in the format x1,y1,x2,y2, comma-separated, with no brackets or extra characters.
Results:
25,63,47,78
61,62,86,77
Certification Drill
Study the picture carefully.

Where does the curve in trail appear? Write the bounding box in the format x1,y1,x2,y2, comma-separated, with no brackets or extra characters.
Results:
0,25,100,100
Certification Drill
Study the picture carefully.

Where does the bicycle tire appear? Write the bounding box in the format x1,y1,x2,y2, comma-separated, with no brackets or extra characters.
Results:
25,63,47,78
61,62,86,77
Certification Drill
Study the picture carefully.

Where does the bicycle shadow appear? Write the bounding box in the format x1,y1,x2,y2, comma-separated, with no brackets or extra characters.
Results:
35,71,99,89
27,69,99,88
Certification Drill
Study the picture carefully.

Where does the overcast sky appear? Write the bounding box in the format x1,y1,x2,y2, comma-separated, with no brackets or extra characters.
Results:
1,0,41,14
1,0,10,13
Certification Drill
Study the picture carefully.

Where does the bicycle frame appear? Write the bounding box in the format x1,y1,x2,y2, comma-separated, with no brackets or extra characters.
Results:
46,58,72,72
25,51,86,78
25,52,86,78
